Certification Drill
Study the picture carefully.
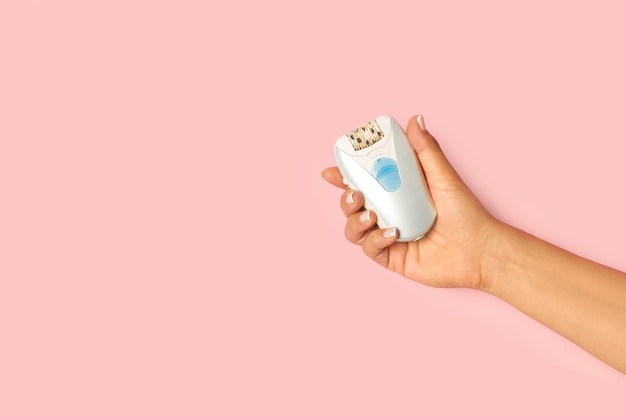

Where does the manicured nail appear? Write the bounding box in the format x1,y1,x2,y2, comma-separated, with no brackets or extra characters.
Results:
383,227,397,239
346,191,355,204
360,210,371,222
417,114,426,131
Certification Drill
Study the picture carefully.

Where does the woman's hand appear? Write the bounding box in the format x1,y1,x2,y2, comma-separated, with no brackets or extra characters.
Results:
324,115,626,372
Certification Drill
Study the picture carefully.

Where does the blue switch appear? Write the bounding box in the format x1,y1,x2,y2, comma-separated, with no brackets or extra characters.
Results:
371,157,401,191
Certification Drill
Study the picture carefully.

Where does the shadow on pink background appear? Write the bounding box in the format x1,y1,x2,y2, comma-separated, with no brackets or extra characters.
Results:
1,0,625,415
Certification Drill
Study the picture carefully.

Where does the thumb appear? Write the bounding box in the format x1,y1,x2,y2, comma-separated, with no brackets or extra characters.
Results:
405,115,462,190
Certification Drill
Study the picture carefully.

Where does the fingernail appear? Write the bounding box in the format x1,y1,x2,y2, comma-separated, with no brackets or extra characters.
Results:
383,227,397,239
360,210,371,222
417,114,426,131
347,191,355,204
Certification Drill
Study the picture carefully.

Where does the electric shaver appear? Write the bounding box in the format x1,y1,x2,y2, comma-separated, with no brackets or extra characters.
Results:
333,115,436,242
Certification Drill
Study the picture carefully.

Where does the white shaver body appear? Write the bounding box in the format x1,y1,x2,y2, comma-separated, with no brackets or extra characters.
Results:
334,115,436,242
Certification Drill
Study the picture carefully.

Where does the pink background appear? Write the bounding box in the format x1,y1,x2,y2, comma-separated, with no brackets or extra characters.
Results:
1,0,625,415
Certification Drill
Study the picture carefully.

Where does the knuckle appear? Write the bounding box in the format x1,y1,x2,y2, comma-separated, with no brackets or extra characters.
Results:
344,222,357,243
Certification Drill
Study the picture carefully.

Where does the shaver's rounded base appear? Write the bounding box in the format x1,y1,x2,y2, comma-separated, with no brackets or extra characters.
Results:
397,235,424,242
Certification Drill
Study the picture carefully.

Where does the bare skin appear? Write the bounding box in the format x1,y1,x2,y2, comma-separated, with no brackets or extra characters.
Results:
322,115,626,373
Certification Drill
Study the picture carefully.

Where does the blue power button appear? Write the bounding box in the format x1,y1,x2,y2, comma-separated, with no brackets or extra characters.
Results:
372,157,401,191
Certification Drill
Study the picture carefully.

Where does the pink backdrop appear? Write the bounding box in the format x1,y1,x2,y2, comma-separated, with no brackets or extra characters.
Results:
1,0,625,415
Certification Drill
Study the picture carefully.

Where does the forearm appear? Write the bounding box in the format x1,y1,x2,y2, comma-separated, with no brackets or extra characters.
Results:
482,221,626,373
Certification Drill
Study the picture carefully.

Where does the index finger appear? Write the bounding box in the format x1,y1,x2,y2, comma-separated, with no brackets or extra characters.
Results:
321,167,346,190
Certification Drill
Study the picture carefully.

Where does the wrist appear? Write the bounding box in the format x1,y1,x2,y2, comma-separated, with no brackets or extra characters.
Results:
478,219,527,295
